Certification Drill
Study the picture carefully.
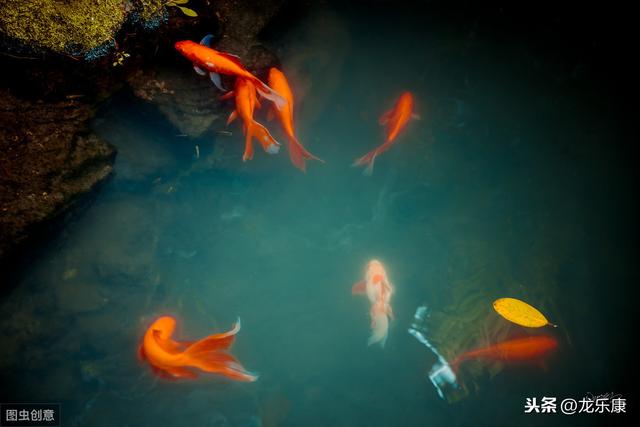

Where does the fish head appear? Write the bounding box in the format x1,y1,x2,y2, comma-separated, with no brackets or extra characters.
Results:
268,67,282,80
399,92,415,113
174,40,197,60
268,67,285,86
366,259,387,282
148,315,177,339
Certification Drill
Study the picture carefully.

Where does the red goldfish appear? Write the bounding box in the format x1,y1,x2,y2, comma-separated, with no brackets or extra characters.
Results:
138,316,257,382
222,78,281,161
175,37,286,110
352,259,395,346
267,67,323,172
451,335,558,372
353,91,419,175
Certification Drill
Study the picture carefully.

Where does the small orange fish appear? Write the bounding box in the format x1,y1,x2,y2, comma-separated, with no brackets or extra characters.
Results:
352,259,394,346
138,316,257,382
175,37,285,110
267,67,323,172
353,91,419,175
222,78,281,161
451,335,558,372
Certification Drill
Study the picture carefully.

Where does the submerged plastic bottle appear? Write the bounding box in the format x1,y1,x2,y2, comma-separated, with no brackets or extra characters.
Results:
408,305,459,400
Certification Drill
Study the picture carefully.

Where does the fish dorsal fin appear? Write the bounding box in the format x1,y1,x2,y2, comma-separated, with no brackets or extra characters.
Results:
200,34,215,47
152,329,184,355
217,51,244,67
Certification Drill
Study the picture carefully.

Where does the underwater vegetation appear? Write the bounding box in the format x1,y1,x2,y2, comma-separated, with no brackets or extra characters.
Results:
0,1,199,60
1,0,125,56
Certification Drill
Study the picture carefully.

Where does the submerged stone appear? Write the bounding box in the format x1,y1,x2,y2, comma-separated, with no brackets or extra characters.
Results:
0,0,167,57
0,89,116,269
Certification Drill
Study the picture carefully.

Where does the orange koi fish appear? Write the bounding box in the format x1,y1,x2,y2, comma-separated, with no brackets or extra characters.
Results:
138,316,257,382
267,67,323,172
452,335,558,371
353,91,419,175
175,36,286,110
352,259,395,346
221,78,281,161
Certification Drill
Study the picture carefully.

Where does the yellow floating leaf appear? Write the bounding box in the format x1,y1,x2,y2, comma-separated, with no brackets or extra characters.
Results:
493,297,557,328
177,6,198,17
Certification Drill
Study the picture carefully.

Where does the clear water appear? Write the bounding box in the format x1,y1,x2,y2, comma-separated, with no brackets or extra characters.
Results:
1,4,636,427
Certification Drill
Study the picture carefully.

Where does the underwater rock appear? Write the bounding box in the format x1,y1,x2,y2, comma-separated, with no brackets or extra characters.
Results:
55,281,110,313
92,101,179,182
0,89,116,269
0,0,126,57
211,0,284,76
0,0,171,58
127,66,223,138
61,196,159,286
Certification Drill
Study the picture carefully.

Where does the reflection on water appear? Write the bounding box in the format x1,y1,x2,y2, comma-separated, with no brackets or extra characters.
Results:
0,4,636,427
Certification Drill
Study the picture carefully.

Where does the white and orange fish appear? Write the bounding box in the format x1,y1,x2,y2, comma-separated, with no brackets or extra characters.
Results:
138,315,257,382
267,67,323,172
222,77,281,161
175,36,285,110
353,91,419,175
352,259,395,346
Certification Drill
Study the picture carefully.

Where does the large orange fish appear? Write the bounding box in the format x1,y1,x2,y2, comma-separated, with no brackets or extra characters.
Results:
267,67,323,172
353,91,419,175
138,316,257,382
451,335,558,372
352,259,394,346
175,36,286,110
222,78,281,161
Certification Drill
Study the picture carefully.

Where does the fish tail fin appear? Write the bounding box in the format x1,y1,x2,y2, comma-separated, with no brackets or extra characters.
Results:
182,319,258,382
254,79,287,111
288,136,324,172
251,121,281,155
188,352,259,382
183,319,241,355
352,148,378,176
368,312,389,347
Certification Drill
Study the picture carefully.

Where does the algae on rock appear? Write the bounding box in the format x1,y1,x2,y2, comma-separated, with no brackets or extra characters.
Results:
0,0,168,57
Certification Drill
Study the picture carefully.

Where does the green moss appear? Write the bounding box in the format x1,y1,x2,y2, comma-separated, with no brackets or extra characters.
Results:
133,0,167,23
0,0,167,56
0,0,126,54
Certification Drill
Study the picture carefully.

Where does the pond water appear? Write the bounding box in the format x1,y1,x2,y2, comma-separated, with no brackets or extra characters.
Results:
1,3,636,427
